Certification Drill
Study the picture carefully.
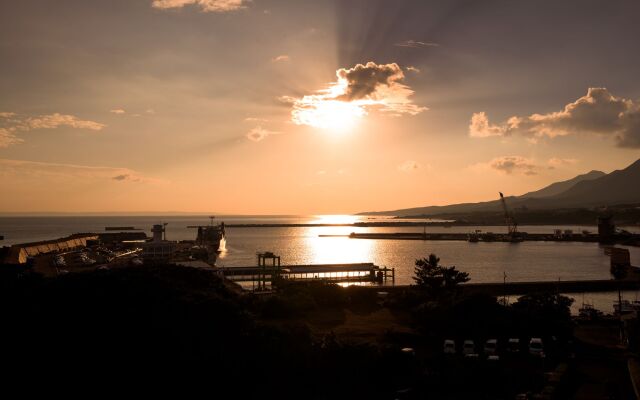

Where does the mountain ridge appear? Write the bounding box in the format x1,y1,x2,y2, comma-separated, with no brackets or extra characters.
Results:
361,159,640,217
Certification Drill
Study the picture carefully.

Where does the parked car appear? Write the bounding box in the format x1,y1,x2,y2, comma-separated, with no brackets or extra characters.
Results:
462,340,475,355
529,338,545,357
443,339,456,354
507,338,520,353
484,339,498,355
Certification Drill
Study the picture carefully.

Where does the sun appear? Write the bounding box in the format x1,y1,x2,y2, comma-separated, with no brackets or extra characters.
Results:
293,99,365,133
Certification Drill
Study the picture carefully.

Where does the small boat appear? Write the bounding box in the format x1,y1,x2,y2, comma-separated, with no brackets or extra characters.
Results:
467,229,482,242
613,300,640,314
578,303,602,319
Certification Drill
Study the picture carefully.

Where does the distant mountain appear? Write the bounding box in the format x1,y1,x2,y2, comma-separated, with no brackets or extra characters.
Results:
547,159,640,207
361,159,640,217
520,170,605,199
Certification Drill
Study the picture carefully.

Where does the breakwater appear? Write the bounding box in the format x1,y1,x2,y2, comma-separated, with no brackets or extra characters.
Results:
343,232,602,242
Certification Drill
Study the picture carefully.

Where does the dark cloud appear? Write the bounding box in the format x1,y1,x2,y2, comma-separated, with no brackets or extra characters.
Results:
336,62,405,101
290,61,426,128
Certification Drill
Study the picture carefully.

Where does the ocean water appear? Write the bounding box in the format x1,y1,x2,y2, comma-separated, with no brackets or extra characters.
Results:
2,215,639,314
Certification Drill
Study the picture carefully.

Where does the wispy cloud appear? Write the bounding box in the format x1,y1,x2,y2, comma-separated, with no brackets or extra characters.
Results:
110,109,126,114
469,88,640,148
0,159,163,184
398,160,422,173
271,55,290,63
246,126,280,142
244,117,269,122
547,157,578,168
0,112,105,148
151,0,247,13
0,128,23,148
406,66,421,73
394,40,439,49
21,113,105,131
289,62,427,128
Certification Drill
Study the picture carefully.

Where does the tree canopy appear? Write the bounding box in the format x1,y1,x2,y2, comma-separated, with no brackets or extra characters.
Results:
413,253,470,300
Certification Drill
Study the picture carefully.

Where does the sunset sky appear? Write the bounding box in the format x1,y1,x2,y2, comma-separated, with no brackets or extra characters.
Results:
1,0,639,214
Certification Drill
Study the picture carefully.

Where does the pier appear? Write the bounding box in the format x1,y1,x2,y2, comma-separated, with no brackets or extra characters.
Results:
219,262,395,287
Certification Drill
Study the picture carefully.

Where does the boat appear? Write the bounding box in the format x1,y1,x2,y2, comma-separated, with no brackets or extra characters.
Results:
613,299,640,314
196,222,226,253
578,303,603,320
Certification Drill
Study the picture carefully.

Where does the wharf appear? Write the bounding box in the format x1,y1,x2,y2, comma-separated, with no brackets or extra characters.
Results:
219,262,394,285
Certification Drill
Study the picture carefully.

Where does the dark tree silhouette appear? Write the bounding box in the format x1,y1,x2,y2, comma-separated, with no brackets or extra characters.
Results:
413,253,469,300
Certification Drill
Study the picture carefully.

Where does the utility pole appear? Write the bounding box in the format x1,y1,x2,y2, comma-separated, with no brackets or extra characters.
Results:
503,272,507,306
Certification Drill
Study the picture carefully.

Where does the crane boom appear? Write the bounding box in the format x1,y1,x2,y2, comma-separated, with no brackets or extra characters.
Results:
499,192,518,235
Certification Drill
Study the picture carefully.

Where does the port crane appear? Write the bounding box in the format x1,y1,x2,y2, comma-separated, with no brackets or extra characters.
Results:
499,192,518,237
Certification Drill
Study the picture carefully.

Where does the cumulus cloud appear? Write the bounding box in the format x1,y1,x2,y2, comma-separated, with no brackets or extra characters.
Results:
246,126,279,142
151,0,246,12
289,62,426,128
271,55,290,63
398,160,422,173
0,112,105,148
110,109,126,114
469,88,640,148
394,40,439,48
488,156,538,175
469,112,508,138
0,159,162,184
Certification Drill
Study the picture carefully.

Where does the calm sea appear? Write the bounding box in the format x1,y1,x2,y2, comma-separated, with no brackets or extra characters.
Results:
2,215,639,313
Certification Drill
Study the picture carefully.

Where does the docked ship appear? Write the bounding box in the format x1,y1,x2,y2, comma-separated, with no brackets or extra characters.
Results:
195,222,226,254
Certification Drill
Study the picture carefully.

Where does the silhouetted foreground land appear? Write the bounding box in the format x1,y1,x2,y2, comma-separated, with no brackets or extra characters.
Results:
1,264,637,398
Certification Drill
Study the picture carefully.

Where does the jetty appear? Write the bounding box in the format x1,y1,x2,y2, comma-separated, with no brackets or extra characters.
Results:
220,262,395,286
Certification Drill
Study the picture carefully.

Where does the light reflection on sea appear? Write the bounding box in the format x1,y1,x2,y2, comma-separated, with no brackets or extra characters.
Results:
1,214,639,313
